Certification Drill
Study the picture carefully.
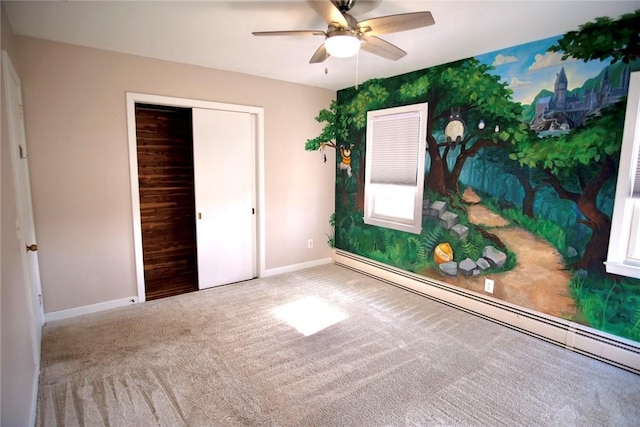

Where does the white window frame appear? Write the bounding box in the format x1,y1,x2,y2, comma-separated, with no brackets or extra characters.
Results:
364,103,428,234
605,72,640,278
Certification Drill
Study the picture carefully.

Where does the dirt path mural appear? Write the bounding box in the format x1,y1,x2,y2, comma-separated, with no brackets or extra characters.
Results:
431,188,578,320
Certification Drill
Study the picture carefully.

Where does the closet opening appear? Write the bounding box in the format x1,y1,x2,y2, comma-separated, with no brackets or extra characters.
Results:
135,103,198,300
127,93,265,303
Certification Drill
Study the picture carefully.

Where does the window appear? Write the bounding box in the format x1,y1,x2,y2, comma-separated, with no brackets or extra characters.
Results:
606,72,640,278
364,103,428,234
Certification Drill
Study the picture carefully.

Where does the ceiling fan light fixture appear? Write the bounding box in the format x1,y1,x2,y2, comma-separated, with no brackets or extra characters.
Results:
325,32,361,58
253,2,435,64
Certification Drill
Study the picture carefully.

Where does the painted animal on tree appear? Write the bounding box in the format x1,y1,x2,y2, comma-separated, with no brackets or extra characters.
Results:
339,144,353,177
444,107,466,145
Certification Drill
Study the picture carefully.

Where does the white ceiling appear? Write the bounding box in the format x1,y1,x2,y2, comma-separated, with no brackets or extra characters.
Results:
4,1,639,91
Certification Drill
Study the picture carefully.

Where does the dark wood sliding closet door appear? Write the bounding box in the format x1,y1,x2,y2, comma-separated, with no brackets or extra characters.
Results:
135,104,198,300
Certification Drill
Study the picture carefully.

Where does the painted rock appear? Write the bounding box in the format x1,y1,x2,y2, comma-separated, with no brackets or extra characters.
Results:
434,242,454,264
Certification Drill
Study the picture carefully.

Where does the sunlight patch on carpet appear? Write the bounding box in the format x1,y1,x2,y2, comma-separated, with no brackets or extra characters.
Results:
272,296,348,336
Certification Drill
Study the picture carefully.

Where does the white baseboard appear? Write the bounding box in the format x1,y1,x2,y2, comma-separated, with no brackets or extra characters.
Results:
334,249,640,374
263,257,333,277
45,296,138,323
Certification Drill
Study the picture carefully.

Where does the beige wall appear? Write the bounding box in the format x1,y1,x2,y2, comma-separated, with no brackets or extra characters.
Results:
15,36,336,313
1,4,39,426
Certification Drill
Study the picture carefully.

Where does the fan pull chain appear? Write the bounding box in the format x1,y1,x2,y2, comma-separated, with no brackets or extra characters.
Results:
325,49,329,75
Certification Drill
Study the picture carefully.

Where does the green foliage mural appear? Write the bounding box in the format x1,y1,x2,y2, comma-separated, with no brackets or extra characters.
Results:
549,9,640,65
307,11,640,343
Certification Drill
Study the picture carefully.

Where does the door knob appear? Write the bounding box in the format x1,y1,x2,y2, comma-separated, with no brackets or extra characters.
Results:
26,244,37,252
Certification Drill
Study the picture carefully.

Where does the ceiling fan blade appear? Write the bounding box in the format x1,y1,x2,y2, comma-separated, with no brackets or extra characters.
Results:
360,35,406,61
309,43,330,63
306,0,348,27
358,12,435,36
252,30,326,37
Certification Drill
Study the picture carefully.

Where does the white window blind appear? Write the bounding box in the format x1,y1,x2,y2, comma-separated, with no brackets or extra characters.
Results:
634,167,640,197
370,112,422,185
364,103,428,234
632,137,640,196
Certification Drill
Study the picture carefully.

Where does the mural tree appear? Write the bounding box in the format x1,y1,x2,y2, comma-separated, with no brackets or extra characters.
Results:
539,10,639,272
306,99,349,206
396,59,527,196
511,103,625,273
306,81,390,211
549,9,640,65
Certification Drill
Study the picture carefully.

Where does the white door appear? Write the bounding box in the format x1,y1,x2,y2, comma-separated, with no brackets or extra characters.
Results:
2,51,45,352
192,108,256,289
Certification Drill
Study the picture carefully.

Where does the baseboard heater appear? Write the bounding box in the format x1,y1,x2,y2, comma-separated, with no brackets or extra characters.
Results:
333,249,640,375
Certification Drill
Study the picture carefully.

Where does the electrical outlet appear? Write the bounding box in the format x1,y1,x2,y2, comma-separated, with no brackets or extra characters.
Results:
308,239,313,249
484,278,495,294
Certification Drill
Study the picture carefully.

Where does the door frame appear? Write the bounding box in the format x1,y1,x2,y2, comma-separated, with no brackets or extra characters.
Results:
125,92,265,302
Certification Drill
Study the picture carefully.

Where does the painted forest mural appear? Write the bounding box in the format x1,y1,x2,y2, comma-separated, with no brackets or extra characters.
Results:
307,11,640,343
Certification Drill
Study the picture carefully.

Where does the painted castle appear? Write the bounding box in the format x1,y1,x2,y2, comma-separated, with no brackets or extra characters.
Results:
532,65,630,132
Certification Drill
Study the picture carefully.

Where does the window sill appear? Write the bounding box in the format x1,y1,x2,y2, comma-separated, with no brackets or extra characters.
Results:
604,261,640,279
364,216,421,235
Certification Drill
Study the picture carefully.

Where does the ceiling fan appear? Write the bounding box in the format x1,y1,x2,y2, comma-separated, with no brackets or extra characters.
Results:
252,0,435,63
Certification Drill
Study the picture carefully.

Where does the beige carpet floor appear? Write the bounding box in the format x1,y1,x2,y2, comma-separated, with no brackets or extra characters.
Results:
37,264,640,426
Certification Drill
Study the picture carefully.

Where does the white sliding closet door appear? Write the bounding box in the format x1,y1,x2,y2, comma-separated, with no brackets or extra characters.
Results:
192,108,256,289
